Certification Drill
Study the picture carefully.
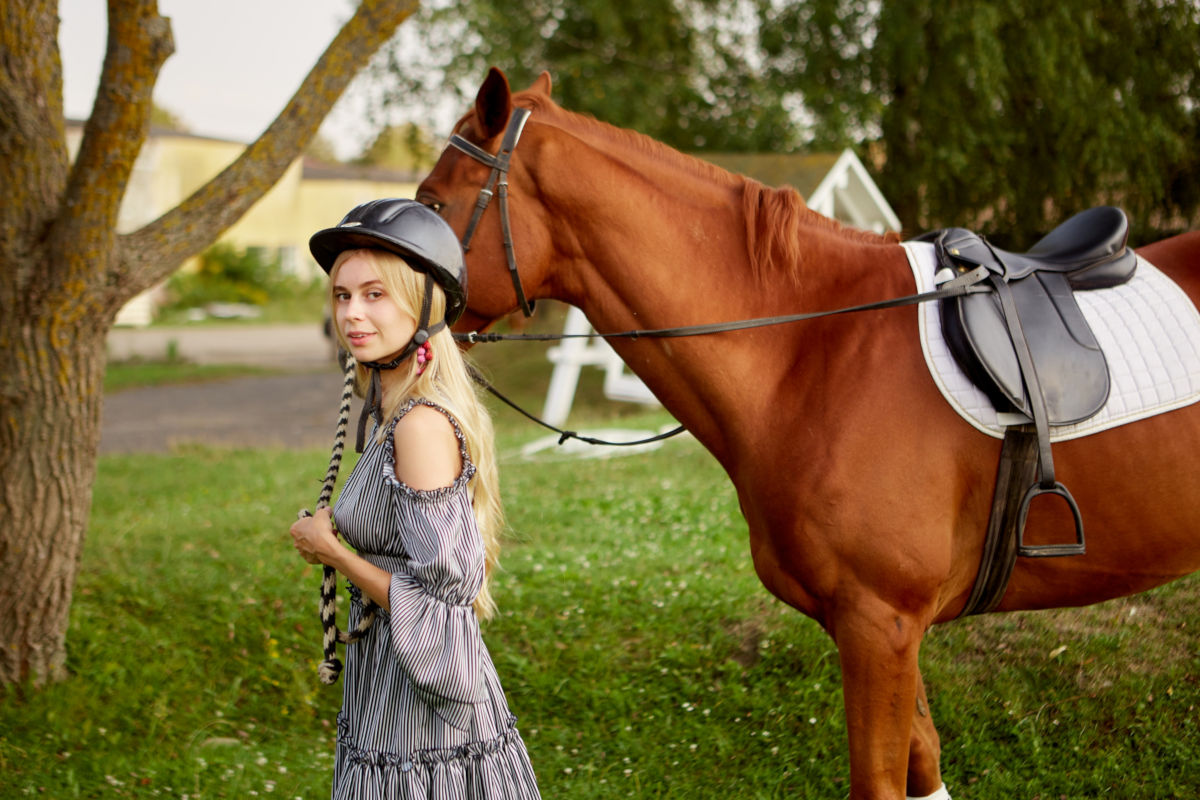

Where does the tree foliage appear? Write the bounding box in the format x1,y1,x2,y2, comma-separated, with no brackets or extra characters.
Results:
377,0,798,152
380,0,1200,246
150,103,189,131
760,0,1200,245
354,122,438,171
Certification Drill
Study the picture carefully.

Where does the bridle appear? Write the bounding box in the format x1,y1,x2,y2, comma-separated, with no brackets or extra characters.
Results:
447,108,535,318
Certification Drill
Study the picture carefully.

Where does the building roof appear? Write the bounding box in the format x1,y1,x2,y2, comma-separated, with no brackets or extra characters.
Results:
698,151,843,196
699,149,901,233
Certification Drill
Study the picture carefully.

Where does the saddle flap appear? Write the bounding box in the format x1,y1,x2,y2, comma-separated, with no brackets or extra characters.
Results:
943,271,1110,424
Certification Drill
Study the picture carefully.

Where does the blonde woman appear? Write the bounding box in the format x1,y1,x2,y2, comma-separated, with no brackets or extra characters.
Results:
290,199,540,799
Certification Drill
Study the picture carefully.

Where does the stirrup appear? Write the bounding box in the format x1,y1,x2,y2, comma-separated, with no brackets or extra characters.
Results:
1016,481,1086,557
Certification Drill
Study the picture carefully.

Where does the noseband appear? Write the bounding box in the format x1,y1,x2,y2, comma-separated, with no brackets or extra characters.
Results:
447,108,535,317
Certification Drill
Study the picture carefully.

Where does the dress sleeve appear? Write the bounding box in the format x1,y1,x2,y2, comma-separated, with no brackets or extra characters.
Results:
382,411,486,732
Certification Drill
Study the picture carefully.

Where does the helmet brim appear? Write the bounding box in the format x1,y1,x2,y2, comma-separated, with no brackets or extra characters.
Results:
309,227,467,324
310,227,434,275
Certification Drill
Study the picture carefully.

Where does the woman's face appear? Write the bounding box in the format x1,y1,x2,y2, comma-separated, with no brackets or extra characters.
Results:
332,252,417,363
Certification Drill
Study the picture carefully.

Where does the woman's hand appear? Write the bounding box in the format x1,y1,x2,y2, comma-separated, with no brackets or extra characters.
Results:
290,508,392,611
290,507,342,566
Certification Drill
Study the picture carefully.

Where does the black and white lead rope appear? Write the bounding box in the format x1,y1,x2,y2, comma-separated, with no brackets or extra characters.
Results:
298,353,381,685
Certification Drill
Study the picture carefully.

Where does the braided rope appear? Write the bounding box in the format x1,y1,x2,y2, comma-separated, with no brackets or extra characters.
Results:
299,353,380,685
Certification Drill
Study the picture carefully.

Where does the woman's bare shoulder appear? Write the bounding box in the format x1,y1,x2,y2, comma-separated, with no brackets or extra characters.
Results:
390,403,461,490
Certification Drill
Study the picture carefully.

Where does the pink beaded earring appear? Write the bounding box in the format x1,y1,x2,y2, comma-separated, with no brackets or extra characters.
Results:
415,340,434,374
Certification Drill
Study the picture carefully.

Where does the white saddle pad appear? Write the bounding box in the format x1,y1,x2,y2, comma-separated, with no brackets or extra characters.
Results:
902,241,1200,441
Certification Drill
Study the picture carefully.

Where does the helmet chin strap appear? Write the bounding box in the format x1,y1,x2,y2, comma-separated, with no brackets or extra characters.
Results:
355,275,445,452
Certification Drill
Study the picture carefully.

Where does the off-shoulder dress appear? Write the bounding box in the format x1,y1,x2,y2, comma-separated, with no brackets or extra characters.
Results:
330,398,540,799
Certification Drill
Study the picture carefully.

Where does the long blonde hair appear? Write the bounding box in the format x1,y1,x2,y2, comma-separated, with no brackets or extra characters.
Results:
330,248,504,619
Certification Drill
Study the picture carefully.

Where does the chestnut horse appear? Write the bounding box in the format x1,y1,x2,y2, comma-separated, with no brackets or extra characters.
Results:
416,68,1200,799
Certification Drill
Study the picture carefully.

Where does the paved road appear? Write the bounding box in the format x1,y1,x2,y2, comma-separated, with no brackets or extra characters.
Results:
101,324,361,454
106,322,335,369
100,368,364,454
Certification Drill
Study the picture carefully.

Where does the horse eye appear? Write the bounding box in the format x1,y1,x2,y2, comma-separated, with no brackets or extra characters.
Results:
424,201,444,214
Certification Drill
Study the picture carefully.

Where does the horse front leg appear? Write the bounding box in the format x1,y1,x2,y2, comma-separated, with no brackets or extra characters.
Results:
832,597,936,800
907,670,951,800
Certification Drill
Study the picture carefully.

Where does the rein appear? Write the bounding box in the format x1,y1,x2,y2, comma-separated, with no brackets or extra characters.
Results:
453,266,992,446
453,267,991,345
466,363,691,448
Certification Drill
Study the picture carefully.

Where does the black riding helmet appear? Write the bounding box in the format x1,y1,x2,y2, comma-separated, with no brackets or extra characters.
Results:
309,198,468,325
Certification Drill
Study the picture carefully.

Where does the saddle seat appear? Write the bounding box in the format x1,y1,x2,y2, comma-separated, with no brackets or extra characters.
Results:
945,204,1136,287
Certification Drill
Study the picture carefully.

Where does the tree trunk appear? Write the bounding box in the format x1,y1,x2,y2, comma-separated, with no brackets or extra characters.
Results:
0,311,108,684
0,0,419,688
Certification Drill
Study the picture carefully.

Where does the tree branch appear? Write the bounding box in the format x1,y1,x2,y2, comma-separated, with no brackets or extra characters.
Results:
115,0,420,300
50,0,173,308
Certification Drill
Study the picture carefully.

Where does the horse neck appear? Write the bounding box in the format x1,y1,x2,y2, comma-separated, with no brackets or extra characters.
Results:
524,114,760,322
522,105,902,315
520,116,909,467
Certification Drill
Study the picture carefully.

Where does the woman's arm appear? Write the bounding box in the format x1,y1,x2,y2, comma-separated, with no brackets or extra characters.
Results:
287,404,465,609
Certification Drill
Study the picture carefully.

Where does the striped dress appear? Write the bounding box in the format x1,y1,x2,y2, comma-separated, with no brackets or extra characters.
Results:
330,398,541,799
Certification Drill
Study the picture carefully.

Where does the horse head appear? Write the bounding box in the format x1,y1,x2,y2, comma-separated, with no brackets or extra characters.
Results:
416,68,560,335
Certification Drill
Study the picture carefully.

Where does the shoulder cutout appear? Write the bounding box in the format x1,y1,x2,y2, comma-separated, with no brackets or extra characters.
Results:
390,403,463,491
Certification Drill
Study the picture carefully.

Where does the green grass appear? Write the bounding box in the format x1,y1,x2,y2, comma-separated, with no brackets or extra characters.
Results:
104,360,276,394
3,431,1198,798
4,304,1198,797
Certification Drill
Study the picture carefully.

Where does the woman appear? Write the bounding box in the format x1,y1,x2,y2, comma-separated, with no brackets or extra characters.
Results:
290,198,541,799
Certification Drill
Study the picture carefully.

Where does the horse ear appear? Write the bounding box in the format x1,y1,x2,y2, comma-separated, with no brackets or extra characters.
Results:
475,67,513,141
529,71,553,97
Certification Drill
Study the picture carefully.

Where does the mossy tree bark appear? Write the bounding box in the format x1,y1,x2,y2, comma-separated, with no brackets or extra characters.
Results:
0,0,418,685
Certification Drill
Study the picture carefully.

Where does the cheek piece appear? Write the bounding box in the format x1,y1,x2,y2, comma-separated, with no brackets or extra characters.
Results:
355,274,444,452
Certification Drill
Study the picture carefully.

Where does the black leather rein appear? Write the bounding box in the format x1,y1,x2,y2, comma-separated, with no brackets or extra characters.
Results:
454,267,990,345
454,267,992,448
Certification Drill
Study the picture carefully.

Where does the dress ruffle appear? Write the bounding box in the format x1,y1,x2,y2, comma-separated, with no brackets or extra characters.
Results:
334,716,540,800
382,398,477,504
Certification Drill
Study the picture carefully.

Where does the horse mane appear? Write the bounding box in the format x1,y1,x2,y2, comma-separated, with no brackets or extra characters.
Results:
742,181,901,286
513,88,900,286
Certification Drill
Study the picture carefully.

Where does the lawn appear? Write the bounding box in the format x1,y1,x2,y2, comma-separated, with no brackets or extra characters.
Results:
3,308,1199,798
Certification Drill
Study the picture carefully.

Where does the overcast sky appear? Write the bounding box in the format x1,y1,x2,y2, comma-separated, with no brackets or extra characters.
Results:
58,0,423,159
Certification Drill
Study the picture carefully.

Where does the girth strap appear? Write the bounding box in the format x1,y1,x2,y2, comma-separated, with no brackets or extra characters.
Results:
959,425,1037,617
